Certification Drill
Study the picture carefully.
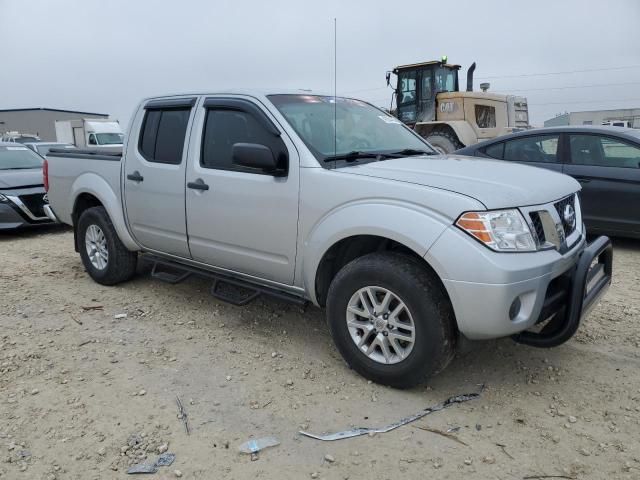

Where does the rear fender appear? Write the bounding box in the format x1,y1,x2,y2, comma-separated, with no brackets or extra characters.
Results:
70,173,139,251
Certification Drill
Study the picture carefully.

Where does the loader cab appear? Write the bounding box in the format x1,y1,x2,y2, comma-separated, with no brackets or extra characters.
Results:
392,60,460,126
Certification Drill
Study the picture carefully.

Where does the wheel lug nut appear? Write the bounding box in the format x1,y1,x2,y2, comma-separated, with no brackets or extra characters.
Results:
383,314,388,320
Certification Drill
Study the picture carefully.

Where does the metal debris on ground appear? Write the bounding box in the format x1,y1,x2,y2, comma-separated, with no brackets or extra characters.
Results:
412,424,469,446
176,396,190,435
238,436,280,461
126,453,176,474
299,391,481,441
81,305,104,311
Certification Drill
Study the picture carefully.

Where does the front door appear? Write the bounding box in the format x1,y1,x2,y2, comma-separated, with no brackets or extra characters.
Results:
185,97,299,285
563,133,640,236
123,97,196,257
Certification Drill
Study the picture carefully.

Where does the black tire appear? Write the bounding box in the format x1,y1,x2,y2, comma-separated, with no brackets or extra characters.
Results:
77,206,137,286
425,130,463,154
326,252,456,389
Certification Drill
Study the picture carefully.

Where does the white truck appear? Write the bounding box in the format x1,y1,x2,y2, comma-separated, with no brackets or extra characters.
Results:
44,90,612,388
55,118,124,150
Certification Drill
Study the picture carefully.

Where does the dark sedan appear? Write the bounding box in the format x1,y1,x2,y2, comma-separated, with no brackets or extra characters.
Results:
0,142,56,229
456,126,640,239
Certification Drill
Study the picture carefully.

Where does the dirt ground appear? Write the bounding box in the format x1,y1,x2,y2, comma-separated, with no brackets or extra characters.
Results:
1,226,639,480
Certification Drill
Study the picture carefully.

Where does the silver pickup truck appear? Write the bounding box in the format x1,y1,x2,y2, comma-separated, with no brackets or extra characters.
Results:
45,91,613,388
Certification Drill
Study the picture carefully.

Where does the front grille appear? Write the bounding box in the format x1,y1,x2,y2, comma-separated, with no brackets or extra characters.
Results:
554,195,577,237
19,193,47,218
529,211,545,244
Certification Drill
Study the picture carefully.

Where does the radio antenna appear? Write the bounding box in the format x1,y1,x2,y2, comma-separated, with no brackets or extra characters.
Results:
333,17,337,164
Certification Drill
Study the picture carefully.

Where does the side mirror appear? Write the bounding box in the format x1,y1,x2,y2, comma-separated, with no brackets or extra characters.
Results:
385,71,391,86
232,143,285,176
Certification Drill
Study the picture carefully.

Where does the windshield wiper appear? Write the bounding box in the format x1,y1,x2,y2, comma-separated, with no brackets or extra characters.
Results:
323,151,385,162
387,148,435,157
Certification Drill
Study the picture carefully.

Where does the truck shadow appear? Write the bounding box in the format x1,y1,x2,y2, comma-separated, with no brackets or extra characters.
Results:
0,224,70,242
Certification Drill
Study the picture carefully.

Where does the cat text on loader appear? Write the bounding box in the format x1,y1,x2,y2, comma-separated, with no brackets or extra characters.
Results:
387,57,530,153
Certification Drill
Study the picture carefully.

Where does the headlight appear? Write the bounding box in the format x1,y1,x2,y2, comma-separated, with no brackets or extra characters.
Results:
456,209,536,252
0,194,8,203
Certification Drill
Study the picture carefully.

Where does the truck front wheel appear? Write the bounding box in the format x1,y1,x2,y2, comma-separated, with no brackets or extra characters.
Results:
77,206,137,285
425,131,463,154
326,252,456,388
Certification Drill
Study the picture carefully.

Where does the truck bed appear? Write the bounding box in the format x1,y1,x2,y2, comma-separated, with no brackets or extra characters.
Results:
46,148,123,226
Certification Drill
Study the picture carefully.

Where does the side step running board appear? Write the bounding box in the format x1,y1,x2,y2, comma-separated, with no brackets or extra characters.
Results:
144,254,307,307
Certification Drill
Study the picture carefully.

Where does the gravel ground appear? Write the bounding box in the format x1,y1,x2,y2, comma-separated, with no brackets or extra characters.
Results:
1,226,639,480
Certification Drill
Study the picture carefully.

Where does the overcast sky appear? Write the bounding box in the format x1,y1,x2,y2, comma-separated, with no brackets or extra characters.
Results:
1,0,639,127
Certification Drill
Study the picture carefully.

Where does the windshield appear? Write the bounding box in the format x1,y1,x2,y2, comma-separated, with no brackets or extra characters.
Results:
268,94,434,164
95,133,124,145
0,145,44,170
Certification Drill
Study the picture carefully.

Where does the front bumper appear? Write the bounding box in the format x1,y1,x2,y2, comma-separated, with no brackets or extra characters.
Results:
512,235,612,347
427,226,612,343
0,189,55,230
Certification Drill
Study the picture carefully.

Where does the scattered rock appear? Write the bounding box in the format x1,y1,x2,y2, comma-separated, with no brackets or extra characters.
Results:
30,388,39,395
157,443,168,454
568,415,577,423
324,454,335,463
174,470,183,478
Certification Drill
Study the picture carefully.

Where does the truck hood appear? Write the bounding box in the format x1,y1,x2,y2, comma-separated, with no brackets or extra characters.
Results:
0,168,43,190
340,155,580,209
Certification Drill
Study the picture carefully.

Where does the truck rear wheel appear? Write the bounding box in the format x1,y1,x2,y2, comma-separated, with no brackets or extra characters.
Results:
425,131,463,154
326,252,456,388
77,206,137,285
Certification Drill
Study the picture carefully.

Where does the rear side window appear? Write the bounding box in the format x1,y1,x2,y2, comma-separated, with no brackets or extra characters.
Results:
503,135,560,163
139,108,191,164
475,105,496,128
201,109,286,173
569,134,640,168
483,142,504,159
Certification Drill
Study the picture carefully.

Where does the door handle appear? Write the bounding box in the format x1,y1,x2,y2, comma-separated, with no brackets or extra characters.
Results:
576,178,591,184
187,178,209,191
127,171,144,182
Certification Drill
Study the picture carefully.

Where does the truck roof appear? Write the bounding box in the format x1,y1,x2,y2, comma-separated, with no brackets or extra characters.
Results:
139,89,339,103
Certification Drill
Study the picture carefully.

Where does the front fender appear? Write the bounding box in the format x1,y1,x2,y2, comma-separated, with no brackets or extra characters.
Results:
302,200,450,305
70,173,139,251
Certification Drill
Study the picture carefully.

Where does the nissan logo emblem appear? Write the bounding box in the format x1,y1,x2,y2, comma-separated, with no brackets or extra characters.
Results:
563,204,576,229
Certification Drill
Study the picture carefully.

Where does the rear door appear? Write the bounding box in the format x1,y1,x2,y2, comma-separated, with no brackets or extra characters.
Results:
563,133,640,236
123,97,196,257
184,96,299,285
476,133,564,173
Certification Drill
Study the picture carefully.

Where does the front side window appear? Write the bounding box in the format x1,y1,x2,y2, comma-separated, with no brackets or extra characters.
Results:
570,134,640,168
398,71,417,106
0,145,44,170
503,135,560,163
434,67,456,92
139,108,191,164
475,105,496,128
200,109,286,173
268,94,434,165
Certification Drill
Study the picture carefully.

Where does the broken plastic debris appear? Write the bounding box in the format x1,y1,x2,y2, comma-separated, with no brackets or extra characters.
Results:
126,463,158,474
238,437,280,455
299,392,480,441
155,453,175,466
114,313,127,319
126,452,176,474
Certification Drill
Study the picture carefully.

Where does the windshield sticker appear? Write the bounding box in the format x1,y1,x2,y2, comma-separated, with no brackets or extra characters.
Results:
6,146,28,150
378,115,402,125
